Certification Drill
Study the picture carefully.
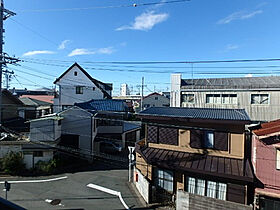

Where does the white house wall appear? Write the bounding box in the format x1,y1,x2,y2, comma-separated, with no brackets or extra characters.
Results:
56,65,104,106
143,95,170,108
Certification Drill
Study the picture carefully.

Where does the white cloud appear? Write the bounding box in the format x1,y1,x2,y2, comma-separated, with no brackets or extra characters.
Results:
22,50,55,57
245,74,253,77
217,10,263,24
116,10,169,31
68,47,114,57
58,40,71,50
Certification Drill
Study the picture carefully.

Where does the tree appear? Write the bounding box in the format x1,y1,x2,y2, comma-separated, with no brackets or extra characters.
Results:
1,151,25,175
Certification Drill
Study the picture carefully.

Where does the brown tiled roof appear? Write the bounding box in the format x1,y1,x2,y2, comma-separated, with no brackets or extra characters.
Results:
137,146,254,182
253,119,280,136
20,95,54,104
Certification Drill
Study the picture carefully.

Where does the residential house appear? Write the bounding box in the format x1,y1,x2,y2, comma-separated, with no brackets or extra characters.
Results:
29,99,140,160
0,127,54,169
170,74,280,122
19,97,53,120
142,92,170,110
10,87,54,97
53,62,112,112
1,89,25,121
251,120,280,209
135,107,254,206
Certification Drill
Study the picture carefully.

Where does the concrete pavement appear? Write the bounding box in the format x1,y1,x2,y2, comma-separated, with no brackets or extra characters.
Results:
0,161,148,210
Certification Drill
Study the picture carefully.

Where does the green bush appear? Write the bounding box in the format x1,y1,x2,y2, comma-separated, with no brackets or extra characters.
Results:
35,158,62,174
1,152,25,175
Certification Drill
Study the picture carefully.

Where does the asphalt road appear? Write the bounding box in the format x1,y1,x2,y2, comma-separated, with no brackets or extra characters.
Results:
0,161,147,210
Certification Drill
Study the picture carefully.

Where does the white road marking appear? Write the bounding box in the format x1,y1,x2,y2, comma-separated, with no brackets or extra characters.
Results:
87,183,130,210
0,176,68,184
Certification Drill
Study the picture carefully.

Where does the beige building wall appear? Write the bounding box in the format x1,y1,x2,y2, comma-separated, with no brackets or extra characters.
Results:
148,129,245,159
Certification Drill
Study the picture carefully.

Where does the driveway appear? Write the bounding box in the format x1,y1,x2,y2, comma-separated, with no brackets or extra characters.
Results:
0,161,146,210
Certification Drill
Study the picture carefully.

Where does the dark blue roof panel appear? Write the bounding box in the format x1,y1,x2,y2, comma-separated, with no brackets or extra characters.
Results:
75,99,128,112
139,107,250,121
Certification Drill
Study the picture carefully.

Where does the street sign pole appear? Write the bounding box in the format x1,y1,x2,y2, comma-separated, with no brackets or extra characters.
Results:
128,146,135,182
4,181,10,200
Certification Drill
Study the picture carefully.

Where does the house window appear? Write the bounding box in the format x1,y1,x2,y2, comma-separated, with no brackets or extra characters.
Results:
155,97,158,100
74,71,77,76
187,177,205,196
206,94,237,104
251,94,269,105
76,86,83,94
277,149,280,170
207,181,227,200
204,131,214,148
185,176,227,200
181,93,194,103
58,120,61,126
154,168,173,192
93,87,96,91
33,151,43,157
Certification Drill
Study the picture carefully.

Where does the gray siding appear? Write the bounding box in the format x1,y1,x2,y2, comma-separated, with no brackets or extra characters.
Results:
60,107,94,155
30,119,59,142
180,90,280,122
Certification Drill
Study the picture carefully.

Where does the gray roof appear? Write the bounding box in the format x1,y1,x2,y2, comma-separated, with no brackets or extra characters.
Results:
181,76,280,89
20,97,52,106
75,99,128,112
138,107,250,121
123,122,141,132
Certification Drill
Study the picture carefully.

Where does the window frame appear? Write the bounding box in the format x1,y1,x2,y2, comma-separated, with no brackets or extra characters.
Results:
185,176,227,200
206,94,237,105
276,148,280,170
250,93,270,105
76,86,84,94
204,131,214,149
181,93,195,104
154,168,174,193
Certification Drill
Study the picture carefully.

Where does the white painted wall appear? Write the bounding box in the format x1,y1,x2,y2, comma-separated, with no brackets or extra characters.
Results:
60,107,95,155
56,65,105,109
143,94,170,109
170,74,181,107
134,168,150,203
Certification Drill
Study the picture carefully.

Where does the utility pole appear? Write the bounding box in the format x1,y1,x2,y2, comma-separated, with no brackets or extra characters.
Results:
0,0,18,125
3,69,13,89
141,77,144,111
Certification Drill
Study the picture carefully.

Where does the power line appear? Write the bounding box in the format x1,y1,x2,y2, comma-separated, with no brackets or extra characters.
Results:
17,0,190,13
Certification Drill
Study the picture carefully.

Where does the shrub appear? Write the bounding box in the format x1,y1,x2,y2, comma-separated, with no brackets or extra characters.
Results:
1,151,25,175
35,158,62,174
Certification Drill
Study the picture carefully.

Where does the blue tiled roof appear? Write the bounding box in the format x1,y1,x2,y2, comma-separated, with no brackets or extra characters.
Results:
138,107,250,121
75,99,128,112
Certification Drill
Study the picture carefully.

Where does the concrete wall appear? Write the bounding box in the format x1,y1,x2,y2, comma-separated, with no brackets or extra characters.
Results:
134,167,150,203
0,144,21,158
180,90,280,122
30,119,60,142
143,94,170,108
56,65,104,107
170,74,181,107
176,190,252,210
60,107,95,155
23,151,54,169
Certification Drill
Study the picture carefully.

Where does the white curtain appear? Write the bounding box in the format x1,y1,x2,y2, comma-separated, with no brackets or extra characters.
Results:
188,177,196,194
217,183,227,200
207,181,216,198
205,131,214,148
196,179,205,195
164,170,173,192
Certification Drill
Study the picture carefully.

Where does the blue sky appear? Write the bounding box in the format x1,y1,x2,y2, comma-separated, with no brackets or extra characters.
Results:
3,0,280,95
